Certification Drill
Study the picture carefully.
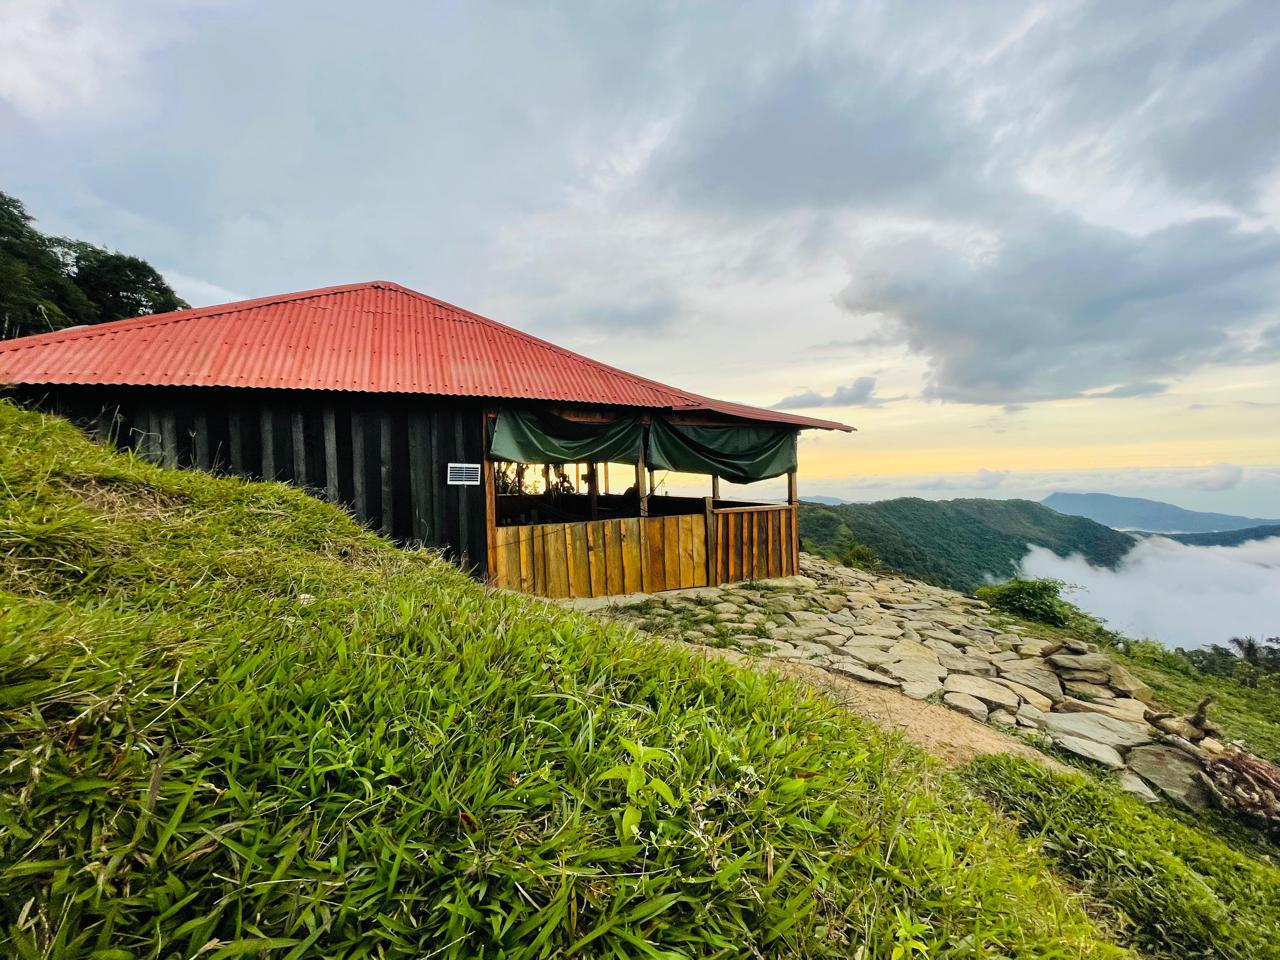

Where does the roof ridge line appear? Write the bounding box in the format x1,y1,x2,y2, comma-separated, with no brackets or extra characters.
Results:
0,281,392,355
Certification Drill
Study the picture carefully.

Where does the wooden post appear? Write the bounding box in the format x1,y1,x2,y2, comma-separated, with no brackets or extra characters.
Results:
636,454,648,517
260,409,276,479
483,440,497,584
603,462,610,495
292,410,308,486
323,407,340,504
542,464,552,495
379,413,394,537
711,474,721,502
587,462,599,520
704,496,717,585
787,469,799,573
193,412,210,470
648,468,656,496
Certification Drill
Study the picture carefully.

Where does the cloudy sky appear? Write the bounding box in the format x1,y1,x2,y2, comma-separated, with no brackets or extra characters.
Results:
3,0,1278,512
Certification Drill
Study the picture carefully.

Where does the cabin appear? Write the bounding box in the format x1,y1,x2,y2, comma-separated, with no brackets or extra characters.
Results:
0,281,852,597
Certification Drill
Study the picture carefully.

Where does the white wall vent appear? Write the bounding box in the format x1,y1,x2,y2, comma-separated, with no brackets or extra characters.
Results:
446,462,482,485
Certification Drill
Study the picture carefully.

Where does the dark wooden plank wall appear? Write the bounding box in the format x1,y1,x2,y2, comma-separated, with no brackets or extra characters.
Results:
15,385,488,573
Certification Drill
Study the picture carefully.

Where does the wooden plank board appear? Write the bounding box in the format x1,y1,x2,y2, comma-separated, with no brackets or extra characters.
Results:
587,522,607,597
569,523,590,598
692,513,707,586
260,409,276,479
620,519,643,594
645,517,666,593
350,412,367,522
662,515,680,588
606,520,625,595
380,414,394,537
160,410,179,467
678,515,696,588
324,408,341,504
228,408,244,474
726,514,739,583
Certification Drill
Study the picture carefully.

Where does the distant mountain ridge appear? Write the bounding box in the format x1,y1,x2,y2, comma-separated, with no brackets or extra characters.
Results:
798,497,1134,593
1164,524,1280,547
1043,491,1280,533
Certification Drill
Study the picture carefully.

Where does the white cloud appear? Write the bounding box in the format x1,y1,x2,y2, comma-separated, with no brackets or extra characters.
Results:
1021,537,1280,649
1188,462,1245,492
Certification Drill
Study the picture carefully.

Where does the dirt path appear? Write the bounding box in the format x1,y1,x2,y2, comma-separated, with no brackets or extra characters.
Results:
693,644,1067,770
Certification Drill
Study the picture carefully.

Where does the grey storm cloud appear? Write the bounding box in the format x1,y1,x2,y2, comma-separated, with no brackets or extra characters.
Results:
838,210,1280,403
3,0,1279,412
772,376,895,410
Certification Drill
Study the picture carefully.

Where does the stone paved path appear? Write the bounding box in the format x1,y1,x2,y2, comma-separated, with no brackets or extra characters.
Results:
562,553,1218,807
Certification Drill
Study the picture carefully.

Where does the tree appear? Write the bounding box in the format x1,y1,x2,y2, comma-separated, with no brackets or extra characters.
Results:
0,191,188,339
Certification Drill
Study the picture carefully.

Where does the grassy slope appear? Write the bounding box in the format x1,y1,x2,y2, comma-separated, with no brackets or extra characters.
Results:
965,756,1280,960
0,403,1123,959
799,498,1134,592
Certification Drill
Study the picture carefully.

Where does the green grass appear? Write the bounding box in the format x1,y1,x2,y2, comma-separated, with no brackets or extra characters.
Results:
0,402,1126,958
964,755,1280,960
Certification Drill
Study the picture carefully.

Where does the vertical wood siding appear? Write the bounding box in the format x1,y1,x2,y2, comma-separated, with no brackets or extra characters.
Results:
19,386,488,574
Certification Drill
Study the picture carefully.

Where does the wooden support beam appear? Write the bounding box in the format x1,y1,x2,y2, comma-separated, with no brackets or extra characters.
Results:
587,462,599,520
704,497,717,584
193,412,210,470
323,407,340,503
711,474,721,501
787,470,798,505
260,409,276,479
292,410,308,486
636,454,649,517
603,462,610,495
351,411,368,521
483,450,497,584
379,413,394,537
542,464,552,495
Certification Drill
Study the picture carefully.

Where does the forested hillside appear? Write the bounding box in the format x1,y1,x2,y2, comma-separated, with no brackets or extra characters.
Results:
799,497,1135,592
0,191,187,339
1166,524,1280,547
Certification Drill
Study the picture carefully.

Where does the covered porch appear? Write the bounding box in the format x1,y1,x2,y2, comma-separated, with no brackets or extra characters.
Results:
482,407,803,598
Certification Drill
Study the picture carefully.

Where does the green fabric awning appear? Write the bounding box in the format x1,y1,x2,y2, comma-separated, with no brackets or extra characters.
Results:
489,408,643,465
647,419,797,484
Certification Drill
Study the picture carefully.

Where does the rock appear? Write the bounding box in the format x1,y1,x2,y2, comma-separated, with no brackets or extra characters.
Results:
901,679,943,700
829,661,901,687
1048,652,1114,672
1118,770,1160,804
762,575,818,590
885,658,948,684
841,646,895,667
1041,712,1152,750
988,708,1018,726
886,639,938,662
937,652,997,676
814,634,852,651
943,674,1021,709
943,692,989,721
816,594,847,613
1016,701,1046,727
1060,669,1111,684
765,595,803,613
840,636,897,652
991,678,1053,712
1064,680,1117,701
854,622,905,639
1055,735,1125,769
710,602,740,615
789,610,828,624
1127,744,1213,810
922,637,963,656
1015,637,1059,657
790,640,831,659
1108,664,1155,703
1152,715,1205,742
769,624,830,643
1059,696,1149,724
996,666,1064,703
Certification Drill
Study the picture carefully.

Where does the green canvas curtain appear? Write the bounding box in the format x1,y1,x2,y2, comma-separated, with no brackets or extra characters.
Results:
489,408,643,465
647,419,797,484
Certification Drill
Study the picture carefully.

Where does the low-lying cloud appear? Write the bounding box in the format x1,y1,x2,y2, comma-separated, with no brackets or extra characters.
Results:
1020,537,1280,649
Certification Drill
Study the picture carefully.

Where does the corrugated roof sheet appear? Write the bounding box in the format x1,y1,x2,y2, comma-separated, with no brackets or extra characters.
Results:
0,280,853,431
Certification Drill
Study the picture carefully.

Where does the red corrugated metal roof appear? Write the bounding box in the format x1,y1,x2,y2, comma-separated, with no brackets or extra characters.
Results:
0,280,853,431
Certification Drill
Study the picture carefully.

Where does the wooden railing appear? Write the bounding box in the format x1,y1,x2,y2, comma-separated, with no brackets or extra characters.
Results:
709,503,798,584
490,500,798,598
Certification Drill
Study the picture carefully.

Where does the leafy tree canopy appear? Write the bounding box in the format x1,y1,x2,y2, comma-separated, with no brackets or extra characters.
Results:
0,191,187,339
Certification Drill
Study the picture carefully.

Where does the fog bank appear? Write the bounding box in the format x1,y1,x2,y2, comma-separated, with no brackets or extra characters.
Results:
1020,537,1280,650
